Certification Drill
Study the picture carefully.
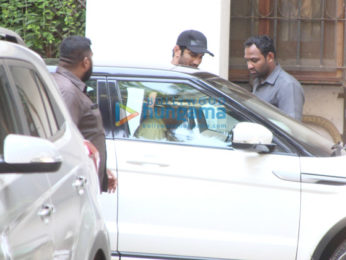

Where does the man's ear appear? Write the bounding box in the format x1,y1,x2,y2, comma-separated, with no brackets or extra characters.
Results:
173,45,181,57
267,52,275,63
82,56,90,69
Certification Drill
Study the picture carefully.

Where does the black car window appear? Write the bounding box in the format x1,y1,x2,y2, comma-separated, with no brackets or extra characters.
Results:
108,80,128,138
85,79,97,103
86,77,112,138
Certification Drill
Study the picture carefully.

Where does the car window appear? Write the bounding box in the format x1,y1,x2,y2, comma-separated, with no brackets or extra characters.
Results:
9,62,64,139
85,79,98,103
86,78,112,138
0,65,21,155
205,76,334,156
112,80,246,149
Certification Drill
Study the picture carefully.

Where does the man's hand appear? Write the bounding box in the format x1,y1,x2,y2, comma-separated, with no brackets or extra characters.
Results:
106,169,117,193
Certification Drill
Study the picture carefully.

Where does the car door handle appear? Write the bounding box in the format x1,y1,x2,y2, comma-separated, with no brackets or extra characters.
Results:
38,204,55,224
272,170,300,182
73,175,88,195
301,173,346,186
126,160,169,167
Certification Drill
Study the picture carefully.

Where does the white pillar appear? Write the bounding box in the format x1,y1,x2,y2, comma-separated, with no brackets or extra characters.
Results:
86,0,230,78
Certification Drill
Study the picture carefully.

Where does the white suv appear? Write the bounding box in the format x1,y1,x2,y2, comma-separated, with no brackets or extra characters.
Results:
71,65,346,260
0,28,110,259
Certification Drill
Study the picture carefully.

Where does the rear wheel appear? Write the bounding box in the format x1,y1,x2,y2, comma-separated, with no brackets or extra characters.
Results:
330,240,346,260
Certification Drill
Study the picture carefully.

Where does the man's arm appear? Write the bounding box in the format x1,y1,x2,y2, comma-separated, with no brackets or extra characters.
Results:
277,80,305,121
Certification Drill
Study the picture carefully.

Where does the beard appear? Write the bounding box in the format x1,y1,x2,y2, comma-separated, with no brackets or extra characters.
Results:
82,61,93,82
252,65,270,81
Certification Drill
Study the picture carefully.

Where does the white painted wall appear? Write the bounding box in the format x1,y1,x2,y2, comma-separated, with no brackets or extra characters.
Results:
86,0,230,78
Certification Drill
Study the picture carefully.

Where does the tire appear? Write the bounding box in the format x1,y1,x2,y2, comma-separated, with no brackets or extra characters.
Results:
330,240,346,260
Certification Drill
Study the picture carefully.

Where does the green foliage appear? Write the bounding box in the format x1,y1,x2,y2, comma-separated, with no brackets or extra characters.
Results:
0,0,86,58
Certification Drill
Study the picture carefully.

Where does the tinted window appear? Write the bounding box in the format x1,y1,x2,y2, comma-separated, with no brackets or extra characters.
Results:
86,78,112,138
108,80,127,138
44,81,65,131
9,64,62,138
0,65,20,155
114,80,245,149
205,76,334,156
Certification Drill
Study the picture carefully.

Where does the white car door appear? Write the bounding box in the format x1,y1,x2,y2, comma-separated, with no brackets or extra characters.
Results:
108,79,301,260
85,77,120,254
0,174,55,259
0,62,56,259
7,62,83,259
116,140,300,260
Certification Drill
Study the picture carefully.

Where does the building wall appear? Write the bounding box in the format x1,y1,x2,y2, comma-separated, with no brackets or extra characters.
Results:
302,85,344,142
86,0,231,78
86,0,344,143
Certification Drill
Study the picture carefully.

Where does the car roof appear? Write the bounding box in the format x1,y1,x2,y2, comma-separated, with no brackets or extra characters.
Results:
0,27,26,46
47,63,218,82
0,36,47,72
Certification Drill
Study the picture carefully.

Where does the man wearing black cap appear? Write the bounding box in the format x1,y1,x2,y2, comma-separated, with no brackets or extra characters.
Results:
171,29,214,68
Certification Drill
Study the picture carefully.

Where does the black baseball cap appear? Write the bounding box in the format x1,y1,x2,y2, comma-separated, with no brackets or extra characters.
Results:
176,30,214,57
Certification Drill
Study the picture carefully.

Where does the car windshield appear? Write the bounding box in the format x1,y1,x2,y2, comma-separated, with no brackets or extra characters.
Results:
203,76,338,156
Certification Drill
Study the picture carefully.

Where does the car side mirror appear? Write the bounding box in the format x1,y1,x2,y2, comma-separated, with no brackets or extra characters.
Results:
0,134,62,173
231,122,276,153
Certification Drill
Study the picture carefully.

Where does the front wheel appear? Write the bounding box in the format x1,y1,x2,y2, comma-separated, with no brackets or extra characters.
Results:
330,240,346,260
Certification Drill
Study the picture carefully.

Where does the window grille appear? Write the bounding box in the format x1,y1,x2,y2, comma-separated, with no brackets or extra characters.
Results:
229,0,346,84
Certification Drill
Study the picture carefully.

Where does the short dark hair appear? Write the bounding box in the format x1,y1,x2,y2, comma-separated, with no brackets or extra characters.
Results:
179,46,187,54
59,36,92,64
244,35,276,58
172,46,187,57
